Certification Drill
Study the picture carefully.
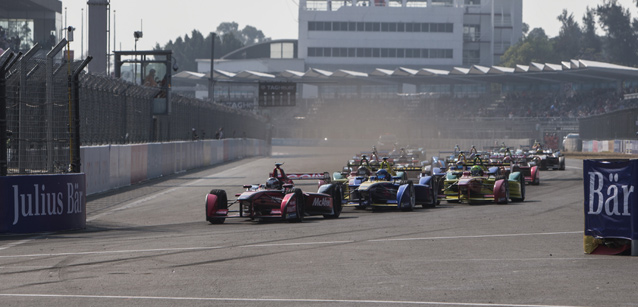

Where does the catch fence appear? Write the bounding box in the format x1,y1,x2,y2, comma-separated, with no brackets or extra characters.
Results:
0,44,269,176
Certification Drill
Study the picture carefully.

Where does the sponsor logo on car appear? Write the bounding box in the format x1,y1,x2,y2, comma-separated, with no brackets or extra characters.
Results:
312,197,331,207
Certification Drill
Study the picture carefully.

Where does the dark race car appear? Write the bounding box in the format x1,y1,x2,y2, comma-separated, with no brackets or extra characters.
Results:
205,163,341,224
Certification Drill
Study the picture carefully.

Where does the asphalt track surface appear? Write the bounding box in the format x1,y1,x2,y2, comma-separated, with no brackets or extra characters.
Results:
1,146,637,307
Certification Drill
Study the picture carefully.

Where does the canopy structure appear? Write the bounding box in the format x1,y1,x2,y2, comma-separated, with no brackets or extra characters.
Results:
173,59,638,87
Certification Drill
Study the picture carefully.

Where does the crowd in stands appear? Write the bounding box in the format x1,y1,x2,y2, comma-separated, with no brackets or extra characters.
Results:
416,88,636,119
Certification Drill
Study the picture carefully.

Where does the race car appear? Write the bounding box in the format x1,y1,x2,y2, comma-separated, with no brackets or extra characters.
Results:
351,169,439,210
205,163,341,224
443,163,525,205
531,149,565,171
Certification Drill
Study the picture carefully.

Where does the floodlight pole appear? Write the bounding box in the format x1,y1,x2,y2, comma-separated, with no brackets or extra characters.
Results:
209,32,215,102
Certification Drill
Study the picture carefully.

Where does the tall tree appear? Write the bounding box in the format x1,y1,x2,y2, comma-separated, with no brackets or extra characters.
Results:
155,23,270,73
596,0,638,66
581,6,603,60
553,10,582,60
500,28,557,67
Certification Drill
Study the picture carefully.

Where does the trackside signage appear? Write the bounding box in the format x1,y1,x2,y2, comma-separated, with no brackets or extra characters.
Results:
0,174,86,233
584,160,637,240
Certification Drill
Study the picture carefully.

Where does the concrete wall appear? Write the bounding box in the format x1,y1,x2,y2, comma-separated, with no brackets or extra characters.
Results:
81,139,270,195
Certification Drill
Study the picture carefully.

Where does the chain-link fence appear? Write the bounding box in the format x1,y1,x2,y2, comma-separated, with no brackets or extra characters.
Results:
1,47,269,176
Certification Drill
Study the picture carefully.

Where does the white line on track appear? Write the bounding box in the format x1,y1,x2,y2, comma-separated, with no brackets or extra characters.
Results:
368,231,582,242
0,231,581,259
0,293,588,307
87,164,249,222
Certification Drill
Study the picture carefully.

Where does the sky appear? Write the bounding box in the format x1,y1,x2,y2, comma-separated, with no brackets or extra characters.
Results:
60,0,638,57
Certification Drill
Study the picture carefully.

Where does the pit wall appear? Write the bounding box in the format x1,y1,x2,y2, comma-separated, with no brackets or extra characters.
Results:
581,140,638,154
81,139,270,195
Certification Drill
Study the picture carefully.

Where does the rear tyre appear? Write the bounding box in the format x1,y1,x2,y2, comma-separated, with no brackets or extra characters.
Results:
206,189,227,224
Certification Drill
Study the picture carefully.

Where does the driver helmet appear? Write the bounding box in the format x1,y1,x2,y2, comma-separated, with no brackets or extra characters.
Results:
376,169,391,181
265,177,282,190
470,165,484,177
357,166,370,176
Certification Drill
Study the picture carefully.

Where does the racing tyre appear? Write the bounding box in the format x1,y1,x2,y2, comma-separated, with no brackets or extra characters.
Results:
495,180,509,204
288,188,305,223
401,181,415,211
513,174,526,202
206,189,227,224
324,185,343,219
533,172,540,185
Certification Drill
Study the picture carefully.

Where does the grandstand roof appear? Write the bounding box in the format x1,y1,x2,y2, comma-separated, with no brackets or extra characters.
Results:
174,59,638,86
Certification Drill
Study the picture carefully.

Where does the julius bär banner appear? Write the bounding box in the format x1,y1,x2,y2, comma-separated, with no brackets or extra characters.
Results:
584,160,637,240
0,173,86,233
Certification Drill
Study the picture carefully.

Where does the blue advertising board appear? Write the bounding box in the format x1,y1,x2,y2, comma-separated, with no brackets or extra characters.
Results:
584,160,638,240
0,173,86,233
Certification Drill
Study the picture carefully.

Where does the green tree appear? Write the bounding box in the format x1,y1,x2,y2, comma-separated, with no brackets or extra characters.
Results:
596,0,638,66
500,28,557,67
155,22,269,73
553,10,582,60
580,6,603,60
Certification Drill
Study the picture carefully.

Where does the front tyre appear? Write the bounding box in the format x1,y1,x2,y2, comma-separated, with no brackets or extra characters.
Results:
206,189,227,224
288,188,305,223
324,185,343,219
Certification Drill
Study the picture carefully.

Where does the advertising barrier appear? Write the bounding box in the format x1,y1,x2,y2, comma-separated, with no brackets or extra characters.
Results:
583,159,638,255
0,173,86,233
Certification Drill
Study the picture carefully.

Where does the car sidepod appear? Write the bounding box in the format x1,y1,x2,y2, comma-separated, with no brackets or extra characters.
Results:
416,176,437,208
508,172,525,202
317,184,342,218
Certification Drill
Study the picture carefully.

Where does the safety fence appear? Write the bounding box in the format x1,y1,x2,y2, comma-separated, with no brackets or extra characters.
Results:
0,44,269,176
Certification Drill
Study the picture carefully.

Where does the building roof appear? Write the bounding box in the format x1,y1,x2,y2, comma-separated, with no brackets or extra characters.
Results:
174,59,638,86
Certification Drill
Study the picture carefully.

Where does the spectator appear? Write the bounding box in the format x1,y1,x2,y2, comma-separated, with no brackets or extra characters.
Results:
144,69,157,87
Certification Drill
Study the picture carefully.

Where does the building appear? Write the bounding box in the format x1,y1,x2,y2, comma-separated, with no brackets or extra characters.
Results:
298,0,522,70
0,0,61,53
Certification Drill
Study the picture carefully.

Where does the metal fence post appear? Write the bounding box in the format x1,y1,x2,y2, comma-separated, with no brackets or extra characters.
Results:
71,56,92,173
46,39,67,172
0,52,15,176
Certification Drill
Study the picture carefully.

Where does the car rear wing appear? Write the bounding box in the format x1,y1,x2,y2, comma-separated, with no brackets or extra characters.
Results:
274,172,332,183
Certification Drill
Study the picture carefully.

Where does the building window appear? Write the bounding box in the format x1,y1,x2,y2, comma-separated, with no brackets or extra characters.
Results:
463,50,480,65
463,25,480,41
430,49,453,58
465,0,480,4
397,22,405,32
